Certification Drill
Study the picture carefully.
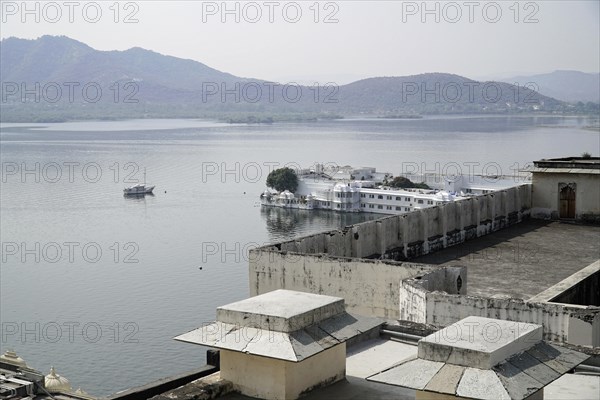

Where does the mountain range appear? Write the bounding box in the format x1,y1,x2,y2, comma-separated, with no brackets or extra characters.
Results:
500,71,600,103
1,36,596,122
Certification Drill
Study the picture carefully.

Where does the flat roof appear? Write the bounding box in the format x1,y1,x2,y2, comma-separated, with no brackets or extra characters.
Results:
221,338,419,400
418,317,542,369
532,157,600,170
528,167,600,174
217,338,599,400
216,289,344,330
411,220,600,300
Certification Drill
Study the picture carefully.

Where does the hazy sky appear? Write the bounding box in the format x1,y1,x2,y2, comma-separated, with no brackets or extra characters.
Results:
1,0,599,83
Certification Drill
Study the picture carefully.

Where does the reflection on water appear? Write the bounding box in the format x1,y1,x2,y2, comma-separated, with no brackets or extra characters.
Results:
123,193,156,201
261,206,382,242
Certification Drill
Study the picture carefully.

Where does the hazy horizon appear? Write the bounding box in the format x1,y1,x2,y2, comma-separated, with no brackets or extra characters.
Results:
1,1,598,84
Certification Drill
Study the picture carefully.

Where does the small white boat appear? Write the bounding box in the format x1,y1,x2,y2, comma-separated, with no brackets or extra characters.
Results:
124,169,155,196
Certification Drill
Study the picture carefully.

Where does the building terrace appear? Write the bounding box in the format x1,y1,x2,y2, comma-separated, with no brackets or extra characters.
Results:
412,219,600,300
145,159,600,399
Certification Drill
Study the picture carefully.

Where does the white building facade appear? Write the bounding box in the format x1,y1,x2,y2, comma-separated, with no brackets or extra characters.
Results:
261,165,523,215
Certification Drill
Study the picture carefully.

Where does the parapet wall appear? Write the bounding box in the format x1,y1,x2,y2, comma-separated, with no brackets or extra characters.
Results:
399,270,600,347
530,261,600,307
249,251,443,319
256,184,531,261
250,185,530,318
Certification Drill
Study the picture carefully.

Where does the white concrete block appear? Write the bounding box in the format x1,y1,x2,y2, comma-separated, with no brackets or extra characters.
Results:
217,289,345,332
418,316,542,369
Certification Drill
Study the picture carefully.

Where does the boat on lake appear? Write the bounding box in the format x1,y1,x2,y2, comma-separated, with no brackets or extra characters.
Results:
124,169,155,196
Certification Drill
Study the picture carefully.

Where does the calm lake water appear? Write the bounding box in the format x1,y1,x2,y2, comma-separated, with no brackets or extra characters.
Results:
1,116,598,395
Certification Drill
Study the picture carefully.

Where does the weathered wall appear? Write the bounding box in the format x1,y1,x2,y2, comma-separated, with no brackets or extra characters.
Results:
250,185,530,319
552,272,599,307
399,274,600,347
249,251,439,319
531,172,600,222
258,185,531,261
220,344,346,400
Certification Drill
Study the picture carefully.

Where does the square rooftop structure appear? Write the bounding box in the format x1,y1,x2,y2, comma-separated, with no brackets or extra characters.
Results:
418,316,542,370
175,289,383,400
368,316,589,400
216,289,346,333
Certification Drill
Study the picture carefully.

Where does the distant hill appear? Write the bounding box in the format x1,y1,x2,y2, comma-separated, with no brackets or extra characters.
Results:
501,71,600,103
328,73,564,114
0,35,580,122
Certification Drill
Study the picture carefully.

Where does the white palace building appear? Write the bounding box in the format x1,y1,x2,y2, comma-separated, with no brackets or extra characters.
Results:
260,164,524,215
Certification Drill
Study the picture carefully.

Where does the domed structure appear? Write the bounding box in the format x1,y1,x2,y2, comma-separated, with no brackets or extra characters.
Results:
0,350,28,368
45,366,72,393
74,387,93,398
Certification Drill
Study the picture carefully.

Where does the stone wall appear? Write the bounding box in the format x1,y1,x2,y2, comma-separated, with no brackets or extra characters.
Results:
249,250,440,319
256,185,531,261
399,272,600,347
531,172,600,222
250,186,529,318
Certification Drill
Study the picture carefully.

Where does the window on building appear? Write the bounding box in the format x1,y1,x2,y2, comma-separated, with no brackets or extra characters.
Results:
337,204,340,208
405,197,410,201
369,204,374,209
378,195,383,199
417,199,424,204
361,194,365,198
396,206,401,211
378,205,383,209
387,196,392,200
396,196,401,201
427,200,433,205
405,207,410,211
387,206,392,210
369,194,374,199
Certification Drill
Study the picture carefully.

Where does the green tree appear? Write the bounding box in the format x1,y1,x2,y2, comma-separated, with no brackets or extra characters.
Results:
389,176,430,189
266,167,298,192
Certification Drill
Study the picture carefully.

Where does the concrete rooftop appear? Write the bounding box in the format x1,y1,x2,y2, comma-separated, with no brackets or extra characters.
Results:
216,338,599,400
418,317,542,369
369,317,589,400
216,290,345,332
412,220,600,299
174,290,383,362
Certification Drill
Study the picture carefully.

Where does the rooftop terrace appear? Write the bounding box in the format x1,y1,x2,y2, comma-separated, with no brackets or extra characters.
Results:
208,338,599,400
412,219,600,299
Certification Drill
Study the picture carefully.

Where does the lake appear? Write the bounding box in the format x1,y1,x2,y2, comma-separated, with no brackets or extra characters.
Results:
1,115,598,395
